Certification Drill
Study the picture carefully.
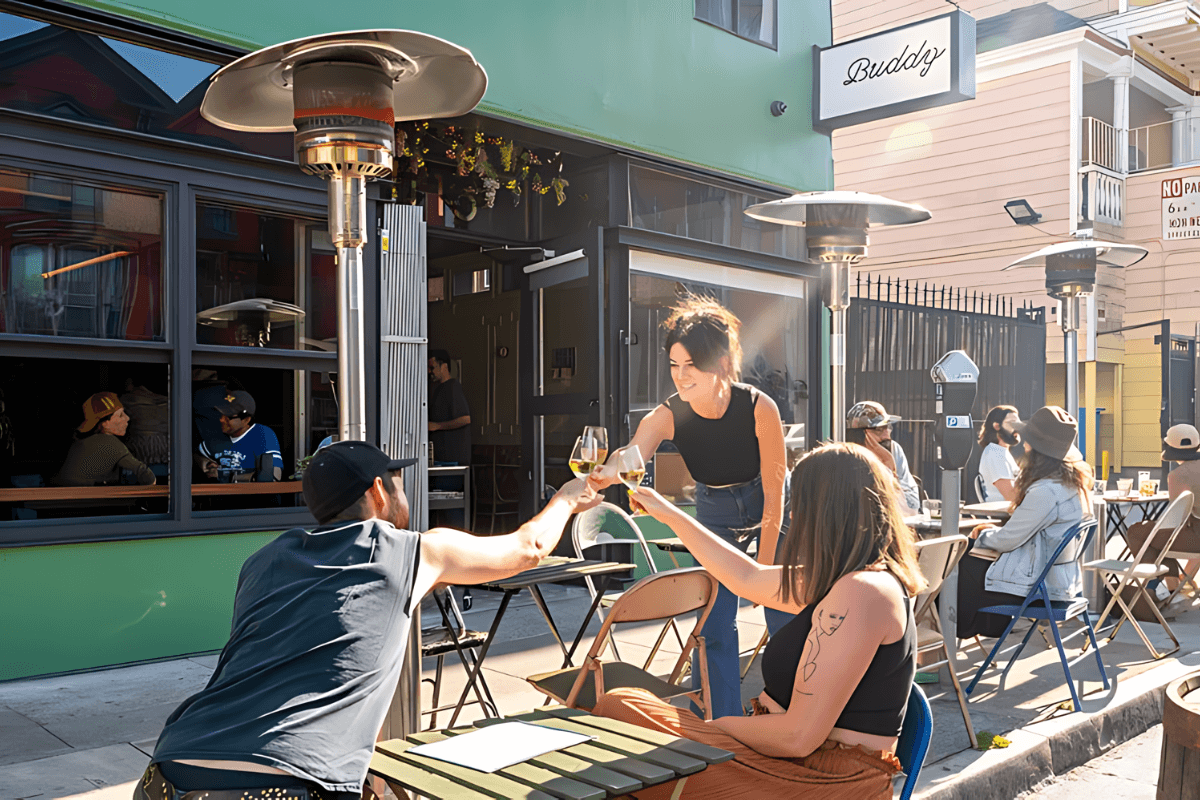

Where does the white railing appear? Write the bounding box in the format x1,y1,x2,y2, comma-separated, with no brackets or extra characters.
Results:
1129,120,1174,172
1082,117,1120,171
1079,165,1124,227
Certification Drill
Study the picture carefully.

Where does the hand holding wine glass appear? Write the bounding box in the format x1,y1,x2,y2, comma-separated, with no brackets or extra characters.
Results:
617,445,647,515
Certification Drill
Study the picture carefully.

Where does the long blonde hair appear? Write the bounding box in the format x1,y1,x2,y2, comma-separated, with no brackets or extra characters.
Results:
779,442,925,605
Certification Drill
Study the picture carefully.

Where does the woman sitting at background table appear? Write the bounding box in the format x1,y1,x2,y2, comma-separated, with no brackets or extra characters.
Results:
52,391,156,487
957,406,1092,639
593,442,924,800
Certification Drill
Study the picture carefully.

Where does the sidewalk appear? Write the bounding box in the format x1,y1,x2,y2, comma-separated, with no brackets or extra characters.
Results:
1,580,1196,800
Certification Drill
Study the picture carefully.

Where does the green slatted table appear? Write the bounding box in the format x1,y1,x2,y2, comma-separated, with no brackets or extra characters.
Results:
439,558,636,727
369,706,735,799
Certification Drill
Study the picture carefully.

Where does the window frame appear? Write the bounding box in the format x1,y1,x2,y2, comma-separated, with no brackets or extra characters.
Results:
0,103,371,548
693,0,778,51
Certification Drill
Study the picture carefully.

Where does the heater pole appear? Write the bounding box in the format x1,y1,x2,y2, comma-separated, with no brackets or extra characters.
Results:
1062,294,1080,424
329,172,369,443
825,262,851,442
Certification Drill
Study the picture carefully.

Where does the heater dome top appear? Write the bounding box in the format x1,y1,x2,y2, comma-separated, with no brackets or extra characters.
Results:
1003,240,1149,271
743,191,931,228
201,29,487,132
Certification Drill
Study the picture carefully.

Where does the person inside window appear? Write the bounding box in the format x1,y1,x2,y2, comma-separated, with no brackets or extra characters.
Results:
977,405,1021,503
596,442,923,799
428,348,471,527
52,391,156,486
197,390,282,482
845,401,920,514
957,406,1093,639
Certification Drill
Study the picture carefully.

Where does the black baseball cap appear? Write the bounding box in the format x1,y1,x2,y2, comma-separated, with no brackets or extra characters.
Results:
214,390,256,418
302,441,417,523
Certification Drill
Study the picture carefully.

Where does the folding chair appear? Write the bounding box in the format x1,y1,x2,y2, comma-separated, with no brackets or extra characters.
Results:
1162,512,1200,609
526,567,719,719
572,503,685,664
1084,491,1193,659
913,534,976,749
895,684,933,800
973,472,988,503
419,588,498,729
964,520,1109,712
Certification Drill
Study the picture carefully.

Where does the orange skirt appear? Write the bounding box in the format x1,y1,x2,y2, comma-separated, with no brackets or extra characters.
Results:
593,688,900,800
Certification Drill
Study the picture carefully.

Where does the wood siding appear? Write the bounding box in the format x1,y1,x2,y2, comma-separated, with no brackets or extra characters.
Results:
833,0,1116,43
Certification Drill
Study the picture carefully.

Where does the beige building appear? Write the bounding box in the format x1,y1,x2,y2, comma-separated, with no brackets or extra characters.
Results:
833,0,1200,475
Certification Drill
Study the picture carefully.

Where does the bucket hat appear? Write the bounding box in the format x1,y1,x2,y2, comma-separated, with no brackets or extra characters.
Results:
1162,424,1200,462
1011,405,1081,462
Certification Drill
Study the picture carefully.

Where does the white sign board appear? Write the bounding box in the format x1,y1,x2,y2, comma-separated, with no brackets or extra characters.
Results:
1161,176,1200,239
815,11,975,131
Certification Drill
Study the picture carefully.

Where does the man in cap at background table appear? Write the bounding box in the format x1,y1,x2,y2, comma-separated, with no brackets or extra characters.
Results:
137,440,597,800
846,400,921,514
197,390,282,482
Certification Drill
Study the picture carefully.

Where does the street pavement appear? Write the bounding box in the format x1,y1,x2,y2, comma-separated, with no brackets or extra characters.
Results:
0,560,1197,800
1019,724,1161,799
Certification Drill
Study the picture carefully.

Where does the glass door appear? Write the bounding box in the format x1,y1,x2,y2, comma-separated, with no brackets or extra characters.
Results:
520,250,602,517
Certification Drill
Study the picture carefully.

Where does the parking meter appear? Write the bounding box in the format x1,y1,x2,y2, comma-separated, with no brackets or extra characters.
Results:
930,349,979,658
931,350,980,470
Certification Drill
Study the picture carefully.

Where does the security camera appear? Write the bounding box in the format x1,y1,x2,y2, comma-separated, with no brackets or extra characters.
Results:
770,100,787,117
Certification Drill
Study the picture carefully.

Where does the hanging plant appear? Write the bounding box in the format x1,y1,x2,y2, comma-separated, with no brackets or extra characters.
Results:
394,121,569,209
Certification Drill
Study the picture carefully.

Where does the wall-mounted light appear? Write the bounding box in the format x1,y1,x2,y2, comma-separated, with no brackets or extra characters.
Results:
1004,199,1042,225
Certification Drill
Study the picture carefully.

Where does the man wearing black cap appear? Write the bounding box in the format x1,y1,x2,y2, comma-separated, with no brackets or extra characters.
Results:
138,440,597,800
197,390,283,482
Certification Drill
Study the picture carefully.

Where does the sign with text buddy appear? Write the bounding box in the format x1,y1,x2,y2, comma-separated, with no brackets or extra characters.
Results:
815,10,976,131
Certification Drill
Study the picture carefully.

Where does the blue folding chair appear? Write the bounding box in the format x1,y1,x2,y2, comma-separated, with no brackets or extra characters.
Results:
895,684,933,800
964,520,1109,711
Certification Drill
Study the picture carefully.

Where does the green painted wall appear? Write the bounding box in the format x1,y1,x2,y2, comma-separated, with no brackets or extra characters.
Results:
70,0,833,191
0,531,278,680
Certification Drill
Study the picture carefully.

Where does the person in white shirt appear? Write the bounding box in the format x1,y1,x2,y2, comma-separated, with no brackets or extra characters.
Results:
977,405,1021,503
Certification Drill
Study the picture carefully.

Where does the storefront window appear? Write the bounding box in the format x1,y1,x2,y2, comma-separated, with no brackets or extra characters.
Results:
0,168,165,340
190,366,336,513
628,252,809,495
0,12,292,160
0,355,169,521
629,165,802,259
695,0,777,48
195,204,337,350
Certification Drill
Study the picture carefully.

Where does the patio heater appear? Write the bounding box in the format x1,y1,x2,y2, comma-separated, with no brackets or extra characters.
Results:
1004,240,1147,427
744,192,930,440
201,30,487,442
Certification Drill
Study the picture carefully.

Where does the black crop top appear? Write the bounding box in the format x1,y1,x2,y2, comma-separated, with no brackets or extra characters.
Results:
760,576,915,738
664,383,760,486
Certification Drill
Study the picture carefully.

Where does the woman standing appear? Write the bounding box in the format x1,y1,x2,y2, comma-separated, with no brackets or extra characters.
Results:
590,297,788,719
594,443,924,799
957,406,1093,638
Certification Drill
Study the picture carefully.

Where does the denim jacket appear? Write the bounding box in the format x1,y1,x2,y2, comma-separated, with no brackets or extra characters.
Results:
975,478,1091,601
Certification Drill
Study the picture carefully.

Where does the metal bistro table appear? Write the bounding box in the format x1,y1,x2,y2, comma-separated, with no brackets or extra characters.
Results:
443,557,636,726
370,706,735,800
1102,491,1171,547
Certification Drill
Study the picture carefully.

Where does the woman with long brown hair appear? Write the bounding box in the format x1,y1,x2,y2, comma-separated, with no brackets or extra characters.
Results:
594,442,924,799
590,296,789,718
957,406,1094,638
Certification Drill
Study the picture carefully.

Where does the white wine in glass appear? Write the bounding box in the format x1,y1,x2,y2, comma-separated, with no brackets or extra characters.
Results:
583,426,609,466
569,436,598,480
618,446,647,515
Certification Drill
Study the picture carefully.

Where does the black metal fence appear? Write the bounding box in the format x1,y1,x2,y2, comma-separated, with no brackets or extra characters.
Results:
847,274,1047,501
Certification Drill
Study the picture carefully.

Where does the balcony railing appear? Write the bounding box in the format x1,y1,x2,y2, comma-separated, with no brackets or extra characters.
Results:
1082,116,1175,174
1079,165,1124,228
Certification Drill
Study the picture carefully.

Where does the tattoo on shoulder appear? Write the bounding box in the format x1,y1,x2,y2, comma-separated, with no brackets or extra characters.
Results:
795,607,848,696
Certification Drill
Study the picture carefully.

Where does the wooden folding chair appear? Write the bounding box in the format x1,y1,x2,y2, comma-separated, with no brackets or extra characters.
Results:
1084,491,1194,659
914,534,977,749
526,567,719,719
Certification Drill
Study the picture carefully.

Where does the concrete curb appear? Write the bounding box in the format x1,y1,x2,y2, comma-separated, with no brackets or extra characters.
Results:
912,651,1200,799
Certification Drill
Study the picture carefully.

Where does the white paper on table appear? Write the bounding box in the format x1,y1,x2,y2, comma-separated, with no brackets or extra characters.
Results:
405,721,595,773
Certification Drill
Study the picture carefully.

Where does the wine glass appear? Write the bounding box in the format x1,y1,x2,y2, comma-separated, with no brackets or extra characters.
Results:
583,426,609,466
618,445,647,515
569,436,598,480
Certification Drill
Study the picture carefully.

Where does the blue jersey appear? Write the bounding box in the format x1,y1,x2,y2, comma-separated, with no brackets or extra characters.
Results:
200,424,283,476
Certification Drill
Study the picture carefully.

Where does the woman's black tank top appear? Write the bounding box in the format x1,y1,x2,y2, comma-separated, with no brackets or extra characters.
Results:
664,383,760,486
760,575,915,738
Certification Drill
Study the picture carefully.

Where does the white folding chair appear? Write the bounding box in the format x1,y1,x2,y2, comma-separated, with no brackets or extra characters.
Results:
571,502,685,665
1084,491,1194,659
914,534,977,749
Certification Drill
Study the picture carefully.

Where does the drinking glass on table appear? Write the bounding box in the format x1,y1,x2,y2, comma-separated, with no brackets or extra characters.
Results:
618,445,647,515
1093,479,1108,497
1116,478,1134,497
